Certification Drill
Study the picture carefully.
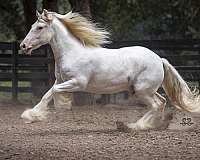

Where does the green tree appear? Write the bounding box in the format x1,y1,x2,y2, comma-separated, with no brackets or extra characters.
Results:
0,0,200,41
91,0,200,40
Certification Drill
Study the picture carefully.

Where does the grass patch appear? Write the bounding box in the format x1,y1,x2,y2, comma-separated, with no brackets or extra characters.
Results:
0,81,31,87
0,81,33,103
0,92,12,100
0,81,12,87
18,81,31,87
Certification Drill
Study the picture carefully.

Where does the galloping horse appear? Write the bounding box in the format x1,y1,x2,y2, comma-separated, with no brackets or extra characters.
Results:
20,9,200,130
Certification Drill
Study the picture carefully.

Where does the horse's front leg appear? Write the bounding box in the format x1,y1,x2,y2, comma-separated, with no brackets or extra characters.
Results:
21,81,56,123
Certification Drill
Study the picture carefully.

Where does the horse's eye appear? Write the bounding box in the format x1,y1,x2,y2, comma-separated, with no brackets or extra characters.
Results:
37,26,43,30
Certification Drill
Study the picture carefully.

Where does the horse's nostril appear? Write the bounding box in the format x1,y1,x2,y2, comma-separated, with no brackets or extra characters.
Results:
20,43,26,50
22,44,26,49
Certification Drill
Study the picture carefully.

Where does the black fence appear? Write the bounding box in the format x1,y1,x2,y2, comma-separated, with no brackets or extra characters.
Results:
0,42,54,100
0,40,200,100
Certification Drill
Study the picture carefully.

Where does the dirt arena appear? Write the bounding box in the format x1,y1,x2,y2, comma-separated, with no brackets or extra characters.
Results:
0,101,200,160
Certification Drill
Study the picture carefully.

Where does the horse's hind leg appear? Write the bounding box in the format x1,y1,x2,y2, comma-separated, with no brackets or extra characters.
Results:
117,92,172,131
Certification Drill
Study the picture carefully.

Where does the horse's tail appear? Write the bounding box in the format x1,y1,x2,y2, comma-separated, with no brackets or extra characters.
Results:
162,58,200,113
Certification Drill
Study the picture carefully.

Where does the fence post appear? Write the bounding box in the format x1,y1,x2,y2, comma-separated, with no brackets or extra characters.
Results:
12,41,18,100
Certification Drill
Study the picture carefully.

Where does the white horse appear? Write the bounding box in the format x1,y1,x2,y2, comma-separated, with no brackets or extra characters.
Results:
20,9,200,130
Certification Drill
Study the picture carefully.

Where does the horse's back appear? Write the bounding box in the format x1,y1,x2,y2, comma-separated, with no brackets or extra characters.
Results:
99,46,163,72
117,46,161,62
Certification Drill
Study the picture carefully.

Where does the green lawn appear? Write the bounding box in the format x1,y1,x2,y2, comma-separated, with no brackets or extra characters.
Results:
0,81,34,103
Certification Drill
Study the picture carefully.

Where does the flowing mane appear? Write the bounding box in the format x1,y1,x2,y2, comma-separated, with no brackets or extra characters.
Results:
54,12,110,47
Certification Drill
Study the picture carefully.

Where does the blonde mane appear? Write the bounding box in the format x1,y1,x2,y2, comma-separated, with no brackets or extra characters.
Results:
55,12,110,47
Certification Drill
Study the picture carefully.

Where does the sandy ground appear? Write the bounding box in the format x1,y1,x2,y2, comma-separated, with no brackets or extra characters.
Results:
0,101,200,160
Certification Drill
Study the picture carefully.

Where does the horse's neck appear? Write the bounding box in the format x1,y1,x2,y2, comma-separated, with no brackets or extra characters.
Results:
50,18,83,62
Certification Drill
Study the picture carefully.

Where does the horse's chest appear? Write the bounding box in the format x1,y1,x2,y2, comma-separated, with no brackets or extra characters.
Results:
55,62,74,82
60,66,74,81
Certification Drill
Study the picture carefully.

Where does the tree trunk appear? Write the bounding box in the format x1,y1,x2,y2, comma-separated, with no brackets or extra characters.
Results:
43,0,58,11
22,0,36,32
68,0,91,18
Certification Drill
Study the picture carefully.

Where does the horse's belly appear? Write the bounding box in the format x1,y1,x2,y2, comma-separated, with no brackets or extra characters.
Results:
86,84,128,94
86,79,129,94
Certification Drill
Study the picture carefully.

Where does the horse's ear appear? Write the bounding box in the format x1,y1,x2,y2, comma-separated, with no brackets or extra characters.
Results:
43,9,48,16
43,9,53,21
36,10,41,18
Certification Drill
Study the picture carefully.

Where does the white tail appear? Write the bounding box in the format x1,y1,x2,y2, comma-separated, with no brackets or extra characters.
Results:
162,58,200,113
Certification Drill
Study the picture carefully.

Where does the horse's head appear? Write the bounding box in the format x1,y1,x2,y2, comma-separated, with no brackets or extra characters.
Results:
21,9,110,55
20,9,54,55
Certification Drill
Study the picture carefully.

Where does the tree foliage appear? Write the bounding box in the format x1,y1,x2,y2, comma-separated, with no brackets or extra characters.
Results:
0,1,25,41
91,0,200,40
0,0,199,41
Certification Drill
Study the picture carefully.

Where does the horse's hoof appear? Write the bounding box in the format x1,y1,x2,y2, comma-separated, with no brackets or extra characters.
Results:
21,109,35,123
116,121,132,132
21,109,48,124
158,111,173,130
